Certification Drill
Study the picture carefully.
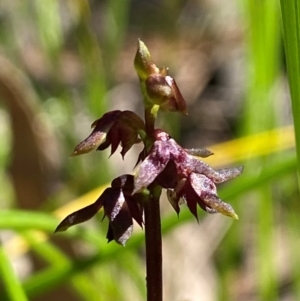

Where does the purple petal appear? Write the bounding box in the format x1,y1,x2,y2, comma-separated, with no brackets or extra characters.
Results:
133,140,170,193
189,173,238,219
185,148,214,158
55,192,105,232
202,194,238,219
71,111,122,156
155,160,178,189
103,189,134,245
166,189,180,215
110,175,143,227
189,156,243,183
184,184,199,221
126,195,144,227
189,173,217,195
106,224,114,243
160,76,187,114
111,174,134,191
71,131,108,156
213,167,244,183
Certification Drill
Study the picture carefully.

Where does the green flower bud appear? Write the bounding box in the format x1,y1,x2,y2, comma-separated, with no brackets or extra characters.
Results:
134,39,159,80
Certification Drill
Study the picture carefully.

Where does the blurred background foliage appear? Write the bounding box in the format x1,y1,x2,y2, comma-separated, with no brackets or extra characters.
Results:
0,0,298,301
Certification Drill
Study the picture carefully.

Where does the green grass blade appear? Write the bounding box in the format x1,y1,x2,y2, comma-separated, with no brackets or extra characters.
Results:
102,0,131,80
243,0,281,134
117,251,146,298
241,1,281,299
0,211,59,232
280,1,300,177
34,0,63,59
22,232,108,301
0,241,29,301
287,207,300,299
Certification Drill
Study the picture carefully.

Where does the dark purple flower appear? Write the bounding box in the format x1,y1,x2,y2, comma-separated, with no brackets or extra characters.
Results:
71,110,145,158
55,175,143,245
134,130,243,219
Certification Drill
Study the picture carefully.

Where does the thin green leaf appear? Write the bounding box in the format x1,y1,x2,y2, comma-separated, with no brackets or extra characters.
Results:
21,232,108,301
280,0,300,178
0,241,29,301
0,211,59,232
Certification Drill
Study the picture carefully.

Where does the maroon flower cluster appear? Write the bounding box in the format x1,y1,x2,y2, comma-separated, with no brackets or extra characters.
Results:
56,40,243,245
56,121,242,244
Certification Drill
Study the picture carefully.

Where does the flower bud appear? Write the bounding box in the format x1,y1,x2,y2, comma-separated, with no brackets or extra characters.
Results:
145,74,173,105
134,39,159,80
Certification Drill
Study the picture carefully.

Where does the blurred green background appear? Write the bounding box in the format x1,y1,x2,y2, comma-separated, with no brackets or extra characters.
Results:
0,0,299,301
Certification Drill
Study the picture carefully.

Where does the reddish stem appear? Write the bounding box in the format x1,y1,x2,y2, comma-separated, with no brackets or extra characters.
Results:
144,186,163,301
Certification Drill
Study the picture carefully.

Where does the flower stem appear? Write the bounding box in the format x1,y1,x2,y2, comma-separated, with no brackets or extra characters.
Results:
144,185,163,301
144,104,159,134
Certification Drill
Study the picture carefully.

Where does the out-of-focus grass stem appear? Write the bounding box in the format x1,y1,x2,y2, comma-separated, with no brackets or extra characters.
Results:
280,1,300,183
